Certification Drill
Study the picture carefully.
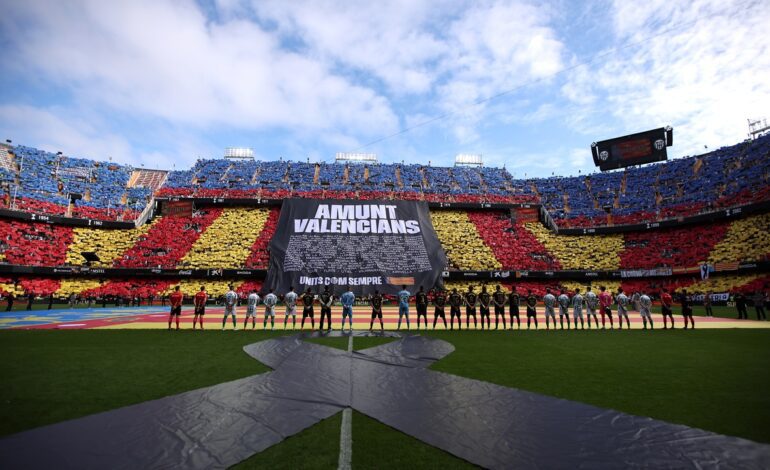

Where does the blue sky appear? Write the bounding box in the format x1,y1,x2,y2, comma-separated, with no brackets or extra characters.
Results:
1,0,768,176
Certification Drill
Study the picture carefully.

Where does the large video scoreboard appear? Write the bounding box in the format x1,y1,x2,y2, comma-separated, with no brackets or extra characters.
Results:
591,127,673,171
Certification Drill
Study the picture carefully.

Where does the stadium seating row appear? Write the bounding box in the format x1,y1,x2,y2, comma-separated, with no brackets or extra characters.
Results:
1,132,767,227
2,209,769,272
430,210,502,271
708,213,770,264
3,146,151,221
467,211,561,270
523,222,624,271
66,224,152,267
180,208,271,269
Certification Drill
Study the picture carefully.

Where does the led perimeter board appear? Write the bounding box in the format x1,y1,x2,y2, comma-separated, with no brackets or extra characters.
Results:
591,127,673,171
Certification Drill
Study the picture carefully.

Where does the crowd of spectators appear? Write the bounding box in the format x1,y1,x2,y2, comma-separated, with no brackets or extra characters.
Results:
430,210,502,271
708,213,770,264
2,146,151,221
180,208,271,269
535,133,770,228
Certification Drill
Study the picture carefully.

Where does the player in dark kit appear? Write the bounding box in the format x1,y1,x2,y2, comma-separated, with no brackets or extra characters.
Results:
415,286,429,330
449,288,463,330
319,286,334,331
661,288,675,329
464,286,478,329
432,288,447,329
301,288,315,330
369,290,384,332
526,289,538,330
508,286,521,329
479,286,491,330
680,289,695,329
493,285,507,329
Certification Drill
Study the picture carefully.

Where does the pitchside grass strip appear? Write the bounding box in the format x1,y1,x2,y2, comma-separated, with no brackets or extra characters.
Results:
232,412,342,470
352,411,473,469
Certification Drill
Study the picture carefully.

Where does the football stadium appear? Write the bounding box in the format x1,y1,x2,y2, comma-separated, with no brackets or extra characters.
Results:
2,1,770,469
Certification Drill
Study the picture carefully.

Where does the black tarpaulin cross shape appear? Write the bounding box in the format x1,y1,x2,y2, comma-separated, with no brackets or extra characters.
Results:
1,333,769,469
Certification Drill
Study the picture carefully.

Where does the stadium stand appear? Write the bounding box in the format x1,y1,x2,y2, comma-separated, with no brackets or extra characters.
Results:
180,208,271,269
467,211,560,270
680,274,770,295
244,207,280,269
0,132,768,306
56,278,104,297
523,222,623,271
65,224,152,267
0,219,73,266
167,279,245,298
7,146,150,221
533,133,770,228
114,208,223,268
81,279,175,300
708,213,770,264
2,204,768,273
3,131,767,227
430,210,502,270
619,223,730,269
127,169,168,191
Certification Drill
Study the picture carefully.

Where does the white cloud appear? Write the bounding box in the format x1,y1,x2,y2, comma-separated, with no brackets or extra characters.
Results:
248,0,565,141
561,0,770,158
250,0,453,95
0,0,399,139
0,104,134,164
436,1,565,141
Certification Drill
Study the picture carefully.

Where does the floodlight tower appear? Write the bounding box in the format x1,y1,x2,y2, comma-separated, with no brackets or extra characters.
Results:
224,147,255,160
747,118,770,140
454,153,483,167
335,152,378,164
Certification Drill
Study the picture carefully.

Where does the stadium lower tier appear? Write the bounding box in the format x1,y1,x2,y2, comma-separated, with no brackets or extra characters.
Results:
1,274,768,300
1,208,769,271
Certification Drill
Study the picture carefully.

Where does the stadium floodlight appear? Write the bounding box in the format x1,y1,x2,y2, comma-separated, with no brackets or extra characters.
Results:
335,152,378,164
454,153,483,167
747,118,770,140
224,147,254,159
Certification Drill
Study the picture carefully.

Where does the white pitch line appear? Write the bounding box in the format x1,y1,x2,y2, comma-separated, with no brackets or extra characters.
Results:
338,335,353,470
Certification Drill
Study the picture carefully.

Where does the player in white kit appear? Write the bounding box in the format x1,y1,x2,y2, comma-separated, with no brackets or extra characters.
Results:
283,286,298,330
543,288,557,330
263,288,278,330
584,286,599,329
244,289,260,330
557,289,571,330
572,288,585,329
615,288,631,329
222,285,238,331
639,291,654,330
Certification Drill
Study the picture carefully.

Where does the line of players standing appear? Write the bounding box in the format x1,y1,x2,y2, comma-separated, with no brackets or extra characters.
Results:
166,282,696,331
382,284,694,332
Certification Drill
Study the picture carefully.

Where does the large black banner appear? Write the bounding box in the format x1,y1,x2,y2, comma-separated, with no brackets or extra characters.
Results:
264,199,447,296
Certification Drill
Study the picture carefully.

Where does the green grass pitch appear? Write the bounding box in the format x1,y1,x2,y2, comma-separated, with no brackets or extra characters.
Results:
2,329,769,468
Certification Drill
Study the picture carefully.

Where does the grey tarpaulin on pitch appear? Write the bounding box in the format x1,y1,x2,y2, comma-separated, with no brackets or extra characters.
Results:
1,333,769,469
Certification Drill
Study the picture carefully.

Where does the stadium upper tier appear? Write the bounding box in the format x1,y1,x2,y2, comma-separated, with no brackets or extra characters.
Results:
0,133,768,227
1,208,767,272
0,145,152,221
